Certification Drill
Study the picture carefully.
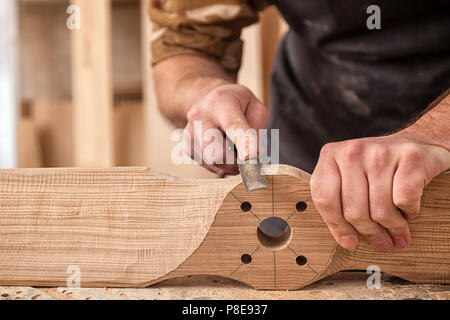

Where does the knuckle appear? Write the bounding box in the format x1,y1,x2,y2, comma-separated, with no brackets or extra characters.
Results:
393,176,424,208
371,144,390,161
368,144,390,170
229,118,244,128
397,179,423,198
343,209,364,224
208,89,224,102
328,223,354,237
342,140,364,161
310,190,333,211
186,106,202,122
319,143,336,157
370,209,389,223
401,143,423,163
393,195,420,212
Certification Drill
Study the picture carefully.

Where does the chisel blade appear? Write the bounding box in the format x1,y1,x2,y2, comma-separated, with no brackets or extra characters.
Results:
238,160,268,192
225,136,268,192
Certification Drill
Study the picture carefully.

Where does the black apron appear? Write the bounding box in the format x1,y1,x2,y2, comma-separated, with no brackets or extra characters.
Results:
268,0,450,173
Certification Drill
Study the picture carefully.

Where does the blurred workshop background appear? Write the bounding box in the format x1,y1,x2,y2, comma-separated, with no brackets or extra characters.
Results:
0,0,287,177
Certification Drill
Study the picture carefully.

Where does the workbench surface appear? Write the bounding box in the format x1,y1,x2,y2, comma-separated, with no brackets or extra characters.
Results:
1,272,448,300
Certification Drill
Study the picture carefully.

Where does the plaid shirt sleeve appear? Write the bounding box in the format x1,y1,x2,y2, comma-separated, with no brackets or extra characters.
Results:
148,0,270,75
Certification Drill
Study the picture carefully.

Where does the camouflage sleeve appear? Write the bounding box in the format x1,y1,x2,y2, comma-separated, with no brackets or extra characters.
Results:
148,0,270,74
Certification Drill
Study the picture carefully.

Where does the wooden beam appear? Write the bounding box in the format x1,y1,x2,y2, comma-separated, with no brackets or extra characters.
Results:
71,0,113,167
0,165,448,289
31,100,74,167
17,118,43,168
239,24,264,102
0,0,18,168
260,7,281,108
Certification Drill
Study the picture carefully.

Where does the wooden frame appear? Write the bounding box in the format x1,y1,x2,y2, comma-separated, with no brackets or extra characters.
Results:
71,0,113,167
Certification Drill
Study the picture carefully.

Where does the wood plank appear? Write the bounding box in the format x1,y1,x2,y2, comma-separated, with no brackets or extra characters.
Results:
239,24,264,102
260,7,281,107
17,118,43,168
31,100,74,167
0,166,240,287
71,0,114,167
0,165,448,289
114,101,146,166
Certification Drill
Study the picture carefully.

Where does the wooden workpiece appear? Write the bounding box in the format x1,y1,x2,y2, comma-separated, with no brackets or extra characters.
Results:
0,165,449,290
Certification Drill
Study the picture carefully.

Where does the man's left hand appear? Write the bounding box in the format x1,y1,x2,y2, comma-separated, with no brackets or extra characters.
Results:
310,133,450,251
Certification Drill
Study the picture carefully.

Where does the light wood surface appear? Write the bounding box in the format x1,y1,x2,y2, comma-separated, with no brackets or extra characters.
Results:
71,0,114,167
0,165,448,290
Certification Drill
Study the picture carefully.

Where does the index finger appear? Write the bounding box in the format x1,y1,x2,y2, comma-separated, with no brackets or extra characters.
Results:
213,95,257,161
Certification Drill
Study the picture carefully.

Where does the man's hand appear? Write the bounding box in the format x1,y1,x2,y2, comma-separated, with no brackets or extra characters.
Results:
310,134,450,251
153,55,269,176
184,84,269,175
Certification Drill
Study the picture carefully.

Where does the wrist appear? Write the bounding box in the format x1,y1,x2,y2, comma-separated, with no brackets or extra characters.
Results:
392,126,450,152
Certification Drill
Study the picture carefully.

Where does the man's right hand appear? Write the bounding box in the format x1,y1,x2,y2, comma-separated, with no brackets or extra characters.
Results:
153,55,269,176
184,84,270,175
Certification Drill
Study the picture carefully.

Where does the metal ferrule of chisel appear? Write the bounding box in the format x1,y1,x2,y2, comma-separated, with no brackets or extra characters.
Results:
225,136,268,192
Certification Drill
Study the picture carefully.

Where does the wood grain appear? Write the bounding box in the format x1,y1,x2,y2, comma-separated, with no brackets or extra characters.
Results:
0,167,240,287
0,165,448,289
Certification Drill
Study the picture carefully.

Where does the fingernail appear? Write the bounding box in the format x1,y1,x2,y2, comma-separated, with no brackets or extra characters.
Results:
393,236,408,248
339,235,358,250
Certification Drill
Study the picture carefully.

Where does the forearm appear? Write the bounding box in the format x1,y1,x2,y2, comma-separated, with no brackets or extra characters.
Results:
153,55,234,127
395,89,450,151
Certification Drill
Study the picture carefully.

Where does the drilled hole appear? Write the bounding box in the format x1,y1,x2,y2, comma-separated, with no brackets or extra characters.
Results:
240,201,252,212
296,255,308,266
296,201,307,212
241,254,252,264
257,217,292,251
